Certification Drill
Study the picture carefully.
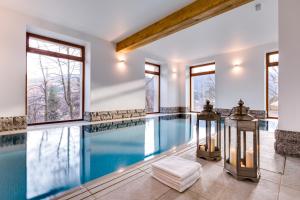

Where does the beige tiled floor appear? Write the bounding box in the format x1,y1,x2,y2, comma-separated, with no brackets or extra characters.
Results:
55,130,300,200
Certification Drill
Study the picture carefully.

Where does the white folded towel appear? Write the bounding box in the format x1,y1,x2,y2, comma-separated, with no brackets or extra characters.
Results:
151,156,201,181
152,168,200,187
151,156,201,192
152,170,200,192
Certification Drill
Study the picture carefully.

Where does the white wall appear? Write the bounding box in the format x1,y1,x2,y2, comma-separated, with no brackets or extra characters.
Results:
184,42,278,110
278,0,300,131
0,8,27,117
160,62,185,108
0,7,181,118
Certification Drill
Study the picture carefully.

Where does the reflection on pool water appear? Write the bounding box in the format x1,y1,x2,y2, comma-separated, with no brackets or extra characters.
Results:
0,114,277,200
0,114,194,200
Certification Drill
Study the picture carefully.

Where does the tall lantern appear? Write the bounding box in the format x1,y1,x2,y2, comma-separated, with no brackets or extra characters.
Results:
224,100,260,182
196,100,221,161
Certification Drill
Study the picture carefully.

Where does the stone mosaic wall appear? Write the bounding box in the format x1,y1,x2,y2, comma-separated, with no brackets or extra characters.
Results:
160,107,189,113
0,116,27,132
215,108,266,119
83,119,145,133
275,129,300,157
84,109,146,122
83,114,190,133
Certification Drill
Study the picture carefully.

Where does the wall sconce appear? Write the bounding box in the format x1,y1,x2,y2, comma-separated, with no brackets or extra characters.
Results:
232,60,242,74
117,53,126,63
171,68,178,79
233,63,240,68
116,54,127,72
233,60,242,68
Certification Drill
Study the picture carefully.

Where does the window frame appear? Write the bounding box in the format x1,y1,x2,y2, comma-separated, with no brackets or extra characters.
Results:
26,32,85,125
266,51,279,119
189,62,216,113
145,62,160,114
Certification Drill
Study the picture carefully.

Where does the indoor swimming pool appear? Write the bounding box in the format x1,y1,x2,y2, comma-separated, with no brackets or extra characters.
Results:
0,114,277,199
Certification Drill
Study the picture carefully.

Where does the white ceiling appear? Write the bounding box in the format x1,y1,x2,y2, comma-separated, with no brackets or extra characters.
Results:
141,0,278,62
0,0,278,62
0,0,194,42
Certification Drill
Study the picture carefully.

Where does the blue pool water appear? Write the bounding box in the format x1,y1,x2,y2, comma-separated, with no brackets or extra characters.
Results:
0,114,193,200
0,114,277,200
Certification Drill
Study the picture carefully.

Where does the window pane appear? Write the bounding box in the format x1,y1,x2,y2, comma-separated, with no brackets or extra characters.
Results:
27,53,83,124
268,66,279,118
191,74,215,112
269,53,279,63
145,64,159,73
29,37,82,57
145,73,159,113
191,64,215,74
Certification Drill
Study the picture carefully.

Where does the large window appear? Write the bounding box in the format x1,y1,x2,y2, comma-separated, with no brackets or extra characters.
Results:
190,63,216,112
26,33,85,124
266,51,279,118
145,62,160,114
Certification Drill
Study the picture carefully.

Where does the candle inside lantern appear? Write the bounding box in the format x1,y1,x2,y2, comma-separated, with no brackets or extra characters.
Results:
246,148,254,168
199,145,205,151
230,148,236,166
241,162,246,167
210,135,216,152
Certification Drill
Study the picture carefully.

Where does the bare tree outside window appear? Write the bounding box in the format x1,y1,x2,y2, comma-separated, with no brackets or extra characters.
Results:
145,63,160,113
192,74,215,111
190,63,216,112
27,34,84,124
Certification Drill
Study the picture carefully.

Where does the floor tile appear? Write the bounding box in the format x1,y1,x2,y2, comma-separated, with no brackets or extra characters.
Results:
89,170,144,191
260,169,282,184
213,179,279,200
278,185,300,200
158,189,207,200
178,150,210,167
54,187,88,200
281,157,300,191
260,155,285,174
247,179,280,200
189,164,227,200
97,174,170,200
284,157,300,174
68,191,95,200
90,171,145,198
281,173,300,191
144,167,152,174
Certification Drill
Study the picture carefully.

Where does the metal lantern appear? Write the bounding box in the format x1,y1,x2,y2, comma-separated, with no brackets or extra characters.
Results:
196,100,221,161
224,100,260,182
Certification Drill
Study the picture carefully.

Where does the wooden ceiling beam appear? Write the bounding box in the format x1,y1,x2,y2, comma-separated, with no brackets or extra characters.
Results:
116,0,253,53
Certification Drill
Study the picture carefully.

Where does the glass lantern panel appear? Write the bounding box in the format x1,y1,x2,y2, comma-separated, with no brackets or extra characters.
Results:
211,120,217,134
198,120,218,152
240,131,245,167
216,121,221,149
198,120,207,145
229,126,237,167
225,125,230,163
207,121,216,152
243,131,255,168
225,125,237,166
